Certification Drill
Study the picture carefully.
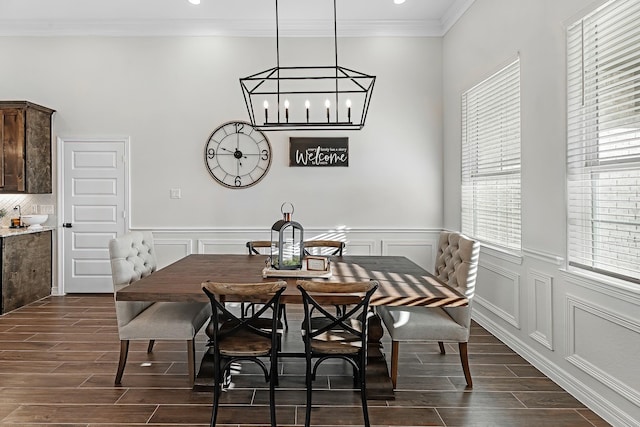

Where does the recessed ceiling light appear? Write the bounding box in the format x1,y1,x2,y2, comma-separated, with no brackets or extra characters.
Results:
188,0,200,5
394,0,406,4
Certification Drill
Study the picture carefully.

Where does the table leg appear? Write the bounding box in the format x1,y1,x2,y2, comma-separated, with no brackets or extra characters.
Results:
193,318,215,391
365,310,395,400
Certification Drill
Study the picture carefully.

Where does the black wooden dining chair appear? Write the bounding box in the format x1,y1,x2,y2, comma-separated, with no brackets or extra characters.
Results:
246,240,272,255
296,279,378,427
303,239,345,256
245,240,289,330
304,239,348,316
201,280,286,427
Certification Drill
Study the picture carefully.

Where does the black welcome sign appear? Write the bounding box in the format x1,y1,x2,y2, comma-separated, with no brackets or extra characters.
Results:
289,137,349,167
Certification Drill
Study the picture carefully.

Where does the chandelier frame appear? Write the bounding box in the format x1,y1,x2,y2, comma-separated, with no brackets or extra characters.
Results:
239,0,376,131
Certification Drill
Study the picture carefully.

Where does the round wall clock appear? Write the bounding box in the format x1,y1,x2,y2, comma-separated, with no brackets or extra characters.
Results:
204,121,272,189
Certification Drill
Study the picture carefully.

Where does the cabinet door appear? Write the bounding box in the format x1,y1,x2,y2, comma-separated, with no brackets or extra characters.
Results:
0,109,26,192
1,231,52,314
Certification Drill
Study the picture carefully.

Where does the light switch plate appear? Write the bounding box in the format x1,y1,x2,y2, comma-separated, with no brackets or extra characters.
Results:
40,205,55,214
170,188,181,199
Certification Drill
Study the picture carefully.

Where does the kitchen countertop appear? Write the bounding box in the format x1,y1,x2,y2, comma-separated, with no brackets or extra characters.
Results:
0,226,55,237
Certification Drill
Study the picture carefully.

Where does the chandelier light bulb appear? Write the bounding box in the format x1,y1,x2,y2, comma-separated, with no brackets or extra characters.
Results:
394,0,406,4
325,99,331,122
263,100,269,123
188,0,201,5
284,99,290,122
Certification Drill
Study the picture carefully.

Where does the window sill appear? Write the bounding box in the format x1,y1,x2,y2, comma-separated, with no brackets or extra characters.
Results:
561,267,640,304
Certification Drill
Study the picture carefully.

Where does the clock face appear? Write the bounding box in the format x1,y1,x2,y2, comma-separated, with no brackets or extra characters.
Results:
204,121,272,189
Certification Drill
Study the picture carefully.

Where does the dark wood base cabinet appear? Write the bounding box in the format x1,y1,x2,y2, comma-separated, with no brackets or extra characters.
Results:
0,230,52,314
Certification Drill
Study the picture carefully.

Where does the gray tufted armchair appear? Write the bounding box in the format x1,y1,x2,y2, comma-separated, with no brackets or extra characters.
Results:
377,231,480,388
109,231,211,386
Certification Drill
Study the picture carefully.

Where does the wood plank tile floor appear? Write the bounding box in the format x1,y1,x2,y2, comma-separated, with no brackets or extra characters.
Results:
0,295,611,426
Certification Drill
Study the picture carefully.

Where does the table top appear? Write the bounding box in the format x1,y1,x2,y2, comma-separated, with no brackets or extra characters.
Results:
116,254,468,307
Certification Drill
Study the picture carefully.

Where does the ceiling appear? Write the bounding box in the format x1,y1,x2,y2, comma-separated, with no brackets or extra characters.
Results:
0,0,475,37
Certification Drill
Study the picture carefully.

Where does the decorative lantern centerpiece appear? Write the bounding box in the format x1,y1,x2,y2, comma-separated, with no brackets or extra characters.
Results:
270,202,304,270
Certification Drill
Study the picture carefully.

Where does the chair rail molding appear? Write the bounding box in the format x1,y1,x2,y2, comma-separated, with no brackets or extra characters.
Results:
527,269,554,351
522,247,565,266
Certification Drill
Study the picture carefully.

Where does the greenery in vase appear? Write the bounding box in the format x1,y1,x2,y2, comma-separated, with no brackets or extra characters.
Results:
272,256,301,268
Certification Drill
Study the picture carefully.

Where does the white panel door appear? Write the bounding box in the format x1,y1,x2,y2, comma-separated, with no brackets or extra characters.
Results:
61,139,127,293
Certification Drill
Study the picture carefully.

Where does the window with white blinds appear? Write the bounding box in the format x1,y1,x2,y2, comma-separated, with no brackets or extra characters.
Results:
461,59,521,251
567,0,640,284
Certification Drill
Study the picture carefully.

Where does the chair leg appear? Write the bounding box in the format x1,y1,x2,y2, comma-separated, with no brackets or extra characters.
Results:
115,340,129,385
304,356,313,427
359,361,371,427
211,355,221,427
147,340,155,353
438,341,446,354
459,342,473,388
187,339,195,387
280,304,289,331
269,356,277,427
390,341,399,389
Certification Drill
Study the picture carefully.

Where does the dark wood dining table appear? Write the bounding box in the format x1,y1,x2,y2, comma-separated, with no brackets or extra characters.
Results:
116,254,468,399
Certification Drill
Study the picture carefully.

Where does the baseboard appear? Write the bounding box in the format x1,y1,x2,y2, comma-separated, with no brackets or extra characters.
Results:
472,310,638,427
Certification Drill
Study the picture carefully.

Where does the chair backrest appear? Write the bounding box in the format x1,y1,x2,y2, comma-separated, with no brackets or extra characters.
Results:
109,231,157,328
201,281,287,350
247,240,272,255
434,231,480,326
303,240,345,256
296,280,378,352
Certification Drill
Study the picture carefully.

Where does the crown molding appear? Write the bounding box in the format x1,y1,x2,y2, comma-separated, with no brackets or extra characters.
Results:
440,0,475,35
0,3,475,38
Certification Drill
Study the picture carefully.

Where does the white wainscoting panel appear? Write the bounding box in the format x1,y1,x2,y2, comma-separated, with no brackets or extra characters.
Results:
154,238,193,269
343,239,377,255
198,239,248,254
527,269,554,350
381,239,437,271
475,261,521,329
566,295,640,408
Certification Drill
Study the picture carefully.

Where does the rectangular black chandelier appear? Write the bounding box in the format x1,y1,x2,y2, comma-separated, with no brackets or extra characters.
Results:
239,0,376,131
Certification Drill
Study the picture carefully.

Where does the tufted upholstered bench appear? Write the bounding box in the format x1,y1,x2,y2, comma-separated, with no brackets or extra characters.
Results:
109,231,211,386
377,231,480,388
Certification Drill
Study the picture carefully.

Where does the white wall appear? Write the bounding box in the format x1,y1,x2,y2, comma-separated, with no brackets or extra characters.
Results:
0,36,443,232
443,1,639,426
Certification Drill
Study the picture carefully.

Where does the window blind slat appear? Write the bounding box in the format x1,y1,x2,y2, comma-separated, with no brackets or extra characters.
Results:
462,58,521,251
566,0,640,284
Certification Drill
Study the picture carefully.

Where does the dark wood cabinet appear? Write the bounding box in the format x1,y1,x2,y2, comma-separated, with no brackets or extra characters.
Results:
0,101,55,193
0,230,52,314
